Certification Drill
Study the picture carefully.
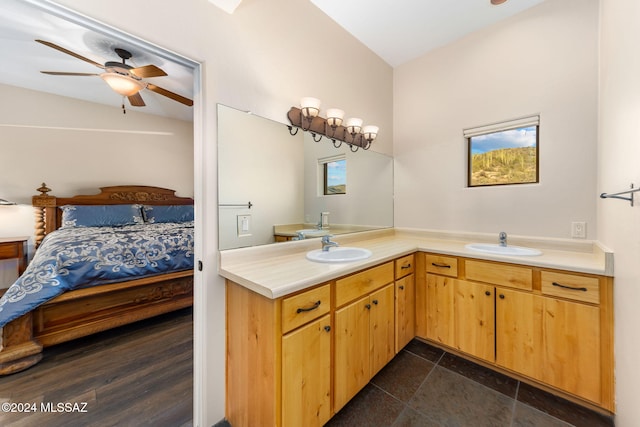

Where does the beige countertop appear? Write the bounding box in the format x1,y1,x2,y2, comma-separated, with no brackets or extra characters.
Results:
218,228,613,300
273,223,387,237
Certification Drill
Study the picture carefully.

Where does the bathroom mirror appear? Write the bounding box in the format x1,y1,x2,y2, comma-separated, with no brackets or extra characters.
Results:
218,104,393,250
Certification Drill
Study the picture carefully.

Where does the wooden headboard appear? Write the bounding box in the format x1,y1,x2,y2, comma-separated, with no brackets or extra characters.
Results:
32,183,194,247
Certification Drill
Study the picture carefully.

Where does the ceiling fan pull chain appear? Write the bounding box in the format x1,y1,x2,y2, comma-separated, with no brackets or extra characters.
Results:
122,98,127,114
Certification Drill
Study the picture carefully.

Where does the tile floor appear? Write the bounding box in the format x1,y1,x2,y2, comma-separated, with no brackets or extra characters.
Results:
325,339,614,427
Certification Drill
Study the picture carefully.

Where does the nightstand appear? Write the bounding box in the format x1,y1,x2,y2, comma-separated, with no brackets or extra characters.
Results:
0,237,29,276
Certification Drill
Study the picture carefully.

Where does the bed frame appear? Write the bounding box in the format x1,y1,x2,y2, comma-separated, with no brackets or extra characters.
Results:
0,184,194,375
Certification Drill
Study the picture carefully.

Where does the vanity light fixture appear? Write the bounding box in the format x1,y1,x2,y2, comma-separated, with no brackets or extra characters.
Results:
362,125,379,149
300,97,321,131
344,117,363,137
287,98,378,152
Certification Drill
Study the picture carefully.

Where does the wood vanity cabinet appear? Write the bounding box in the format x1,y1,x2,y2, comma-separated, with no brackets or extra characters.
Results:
334,262,395,412
282,314,332,426
226,281,332,427
417,253,614,412
496,273,604,405
227,257,407,426
395,254,415,352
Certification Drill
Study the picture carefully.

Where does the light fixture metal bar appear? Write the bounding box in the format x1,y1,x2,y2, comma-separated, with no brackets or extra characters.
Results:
287,107,368,148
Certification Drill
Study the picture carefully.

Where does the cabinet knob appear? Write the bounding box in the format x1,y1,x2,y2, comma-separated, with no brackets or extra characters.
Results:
365,303,371,310
324,325,331,333
372,299,379,305
399,285,405,290
499,294,505,299
485,291,491,296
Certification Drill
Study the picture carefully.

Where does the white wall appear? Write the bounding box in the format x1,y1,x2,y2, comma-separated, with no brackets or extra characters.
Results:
598,0,640,424
0,82,193,266
48,0,393,425
218,104,304,249
393,0,599,240
303,133,394,228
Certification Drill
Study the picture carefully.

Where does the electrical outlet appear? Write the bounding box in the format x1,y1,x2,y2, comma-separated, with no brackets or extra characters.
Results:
571,221,586,239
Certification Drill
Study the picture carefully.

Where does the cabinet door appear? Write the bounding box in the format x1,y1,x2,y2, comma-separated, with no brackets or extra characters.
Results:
454,280,495,361
282,314,332,427
496,288,544,381
334,295,370,412
425,274,455,347
370,284,395,376
395,274,415,352
542,297,601,403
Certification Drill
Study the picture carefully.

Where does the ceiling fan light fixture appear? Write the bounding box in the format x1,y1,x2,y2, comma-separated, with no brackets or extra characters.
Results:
100,72,145,96
491,0,508,5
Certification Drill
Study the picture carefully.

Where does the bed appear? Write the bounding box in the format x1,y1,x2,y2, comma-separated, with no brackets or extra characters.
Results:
0,184,194,375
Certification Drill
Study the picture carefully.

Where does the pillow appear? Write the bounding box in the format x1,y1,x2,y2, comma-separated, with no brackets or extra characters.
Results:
61,204,144,228
143,205,194,224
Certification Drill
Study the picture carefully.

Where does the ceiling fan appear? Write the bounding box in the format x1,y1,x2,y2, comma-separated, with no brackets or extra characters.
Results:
36,39,193,110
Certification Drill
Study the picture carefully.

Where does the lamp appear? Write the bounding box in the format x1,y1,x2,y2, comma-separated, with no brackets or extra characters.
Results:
326,108,344,127
300,97,321,118
325,108,344,139
0,198,16,205
345,117,363,137
100,72,145,97
362,125,379,149
287,99,378,152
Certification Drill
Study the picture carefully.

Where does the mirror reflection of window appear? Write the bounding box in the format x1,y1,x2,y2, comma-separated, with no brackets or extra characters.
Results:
324,158,346,195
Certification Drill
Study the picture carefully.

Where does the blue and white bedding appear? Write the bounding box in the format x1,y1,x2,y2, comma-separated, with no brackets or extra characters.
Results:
0,221,194,328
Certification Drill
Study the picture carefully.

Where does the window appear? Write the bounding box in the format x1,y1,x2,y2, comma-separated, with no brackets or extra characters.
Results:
320,156,346,195
465,115,539,187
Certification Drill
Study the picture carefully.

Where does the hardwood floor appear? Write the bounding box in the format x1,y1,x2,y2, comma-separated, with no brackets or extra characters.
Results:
0,308,193,427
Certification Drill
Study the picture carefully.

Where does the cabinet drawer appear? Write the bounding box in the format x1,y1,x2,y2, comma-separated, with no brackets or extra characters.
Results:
336,262,394,307
465,260,532,291
0,243,19,258
395,254,415,279
541,271,600,304
282,284,331,334
425,254,458,277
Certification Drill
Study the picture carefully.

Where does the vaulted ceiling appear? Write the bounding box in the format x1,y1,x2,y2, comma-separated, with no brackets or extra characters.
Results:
1,0,545,121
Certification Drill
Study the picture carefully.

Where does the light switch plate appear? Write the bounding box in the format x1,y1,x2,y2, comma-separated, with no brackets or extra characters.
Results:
237,214,251,237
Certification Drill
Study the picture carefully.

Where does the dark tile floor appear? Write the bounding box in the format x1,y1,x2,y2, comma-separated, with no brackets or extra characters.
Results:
325,339,614,427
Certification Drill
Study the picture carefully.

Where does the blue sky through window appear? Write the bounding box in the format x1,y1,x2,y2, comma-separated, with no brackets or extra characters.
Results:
470,126,537,155
327,159,346,187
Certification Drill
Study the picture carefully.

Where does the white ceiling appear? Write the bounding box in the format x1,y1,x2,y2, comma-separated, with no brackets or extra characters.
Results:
0,0,195,122
310,0,546,66
1,0,545,122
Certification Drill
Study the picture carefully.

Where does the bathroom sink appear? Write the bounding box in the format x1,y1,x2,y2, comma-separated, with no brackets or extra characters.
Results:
465,243,542,256
306,247,372,263
296,228,330,237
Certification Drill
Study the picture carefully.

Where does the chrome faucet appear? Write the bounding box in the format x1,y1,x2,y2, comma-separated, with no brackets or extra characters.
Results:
321,235,339,251
499,231,507,247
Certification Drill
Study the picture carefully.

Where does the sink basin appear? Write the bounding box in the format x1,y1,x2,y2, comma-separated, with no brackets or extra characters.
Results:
296,229,330,237
306,247,372,263
465,243,542,256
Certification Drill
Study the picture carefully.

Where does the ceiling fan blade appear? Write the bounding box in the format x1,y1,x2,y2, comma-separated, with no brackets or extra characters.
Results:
41,71,100,76
36,39,105,69
128,93,146,107
146,83,193,106
130,65,167,78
